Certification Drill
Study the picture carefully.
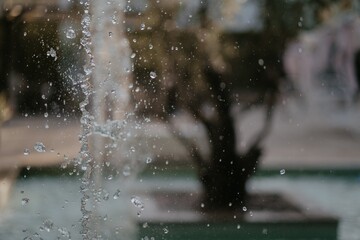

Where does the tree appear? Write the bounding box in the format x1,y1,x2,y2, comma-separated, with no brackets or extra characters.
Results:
128,0,350,211
169,0,281,210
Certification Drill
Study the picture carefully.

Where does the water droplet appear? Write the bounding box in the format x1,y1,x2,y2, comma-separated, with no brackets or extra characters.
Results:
258,59,264,66
33,232,40,237
131,196,144,210
237,224,241,229
84,65,92,75
200,203,205,208
150,71,157,79
140,23,145,30
242,206,247,212
66,28,76,39
26,166,31,171
113,189,121,200
44,112,48,118
21,198,30,205
47,48,57,61
146,157,152,164
149,44,153,50
34,142,46,152
58,227,71,238
111,15,118,24
122,165,131,176
163,227,169,234
23,148,30,156
61,162,68,169
23,32,27,37
107,174,113,180
103,192,110,201
142,222,148,228
280,169,286,175
109,32,113,37
130,53,136,58
42,219,54,232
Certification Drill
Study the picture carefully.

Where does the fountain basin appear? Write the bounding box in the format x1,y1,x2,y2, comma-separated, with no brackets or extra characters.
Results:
136,189,338,240
140,221,337,240
2,170,354,240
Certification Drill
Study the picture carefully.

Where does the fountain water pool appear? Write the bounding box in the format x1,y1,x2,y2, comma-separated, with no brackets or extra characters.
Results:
0,176,359,240
0,176,137,240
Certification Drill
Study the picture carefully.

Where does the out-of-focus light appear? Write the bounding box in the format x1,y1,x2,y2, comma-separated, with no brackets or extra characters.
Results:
8,4,23,18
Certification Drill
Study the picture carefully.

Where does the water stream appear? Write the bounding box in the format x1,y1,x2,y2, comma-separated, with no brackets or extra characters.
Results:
1,176,360,240
77,0,138,239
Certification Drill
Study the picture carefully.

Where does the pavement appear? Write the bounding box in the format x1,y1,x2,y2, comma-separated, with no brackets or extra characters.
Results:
0,116,81,170
0,103,360,172
261,103,360,170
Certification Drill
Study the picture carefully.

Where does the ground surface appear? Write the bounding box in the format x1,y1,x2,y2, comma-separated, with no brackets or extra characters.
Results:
1,103,359,171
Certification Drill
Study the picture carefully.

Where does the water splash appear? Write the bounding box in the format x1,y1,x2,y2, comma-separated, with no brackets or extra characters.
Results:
34,142,46,153
77,1,97,239
131,196,144,210
47,48,57,61
58,227,71,239
21,198,30,206
77,0,141,239
42,219,54,232
113,189,121,200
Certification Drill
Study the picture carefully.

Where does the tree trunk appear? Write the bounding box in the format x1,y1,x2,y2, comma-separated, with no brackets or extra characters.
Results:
199,113,262,211
191,47,264,211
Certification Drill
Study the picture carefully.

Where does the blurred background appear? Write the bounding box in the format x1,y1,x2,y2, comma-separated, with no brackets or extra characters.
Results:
0,0,360,239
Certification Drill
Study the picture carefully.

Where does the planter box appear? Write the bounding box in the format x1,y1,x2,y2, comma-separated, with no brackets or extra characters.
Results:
137,191,338,240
